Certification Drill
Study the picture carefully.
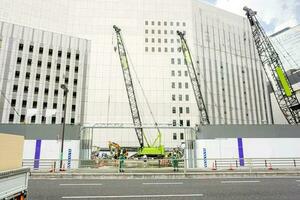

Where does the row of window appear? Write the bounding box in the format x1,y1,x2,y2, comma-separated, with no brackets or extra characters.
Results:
145,47,179,53
10,98,76,110
173,132,184,140
12,85,77,97
18,43,80,60
171,58,185,65
16,57,79,73
172,107,190,114
9,114,75,124
145,21,186,27
172,119,190,127
171,82,189,89
145,37,180,44
172,94,189,101
171,70,188,77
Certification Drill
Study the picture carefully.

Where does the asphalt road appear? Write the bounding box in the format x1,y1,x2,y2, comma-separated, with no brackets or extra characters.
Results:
28,178,300,200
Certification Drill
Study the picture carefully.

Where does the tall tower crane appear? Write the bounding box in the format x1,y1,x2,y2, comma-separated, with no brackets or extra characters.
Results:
177,31,210,125
244,7,300,125
113,25,165,157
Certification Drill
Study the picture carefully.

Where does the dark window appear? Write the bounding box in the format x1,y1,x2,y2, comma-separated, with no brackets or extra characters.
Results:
47,62,51,69
39,47,43,54
67,52,71,59
65,78,69,84
17,57,22,64
54,89,58,96
25,72,30,79
34,87,39,94
66,65,70,72
37,60,42,67
61,117,64,123
44,88,49,95
20,115,25,123
36,74,40,81
29,45,34,52
58,50,62,57
27,59,32,66
32,101,37,108
13,85,18,92
72,105,76,111
53,103,57,109
71,118,75,124
62,104,65,110
24,86,29,93
43,102,47,109
73,92,77,98
74,79,77,85
186,120,190,126
55,76,59,83
180,133,184,140
22,100,27,108
75,66,78,73
172,107,176,114
46,75,50,82
48,49,53,56
11,99,16,106
9,114,14,122
51,117,56,124
172,120,176,126
31,116,36,123
57,64,61,70
179,107,183,114
179,120,183,126
15,71,20,78
19,43,23,51
75,53,79,60
173,133,177,140
41,116,46,123
186,107,190,114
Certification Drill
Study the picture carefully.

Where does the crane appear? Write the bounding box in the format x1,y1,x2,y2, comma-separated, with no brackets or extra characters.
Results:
243,7,300,124
113,25,165,157
177,31,210,125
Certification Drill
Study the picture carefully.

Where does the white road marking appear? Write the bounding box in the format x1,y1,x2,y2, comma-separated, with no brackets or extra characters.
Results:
142,182,183,185
296,180,300,182
62,194,203,199
60,183,102,186
221,180,260,183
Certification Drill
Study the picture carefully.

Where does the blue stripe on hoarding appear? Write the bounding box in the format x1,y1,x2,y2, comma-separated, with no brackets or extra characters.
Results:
34,139,42,169
67,149,72,169
203,148,207,168
237,138,244,166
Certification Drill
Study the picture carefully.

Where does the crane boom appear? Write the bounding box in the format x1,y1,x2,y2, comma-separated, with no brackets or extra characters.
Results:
113,25,145,147
177,31,210,125
244,7,300,124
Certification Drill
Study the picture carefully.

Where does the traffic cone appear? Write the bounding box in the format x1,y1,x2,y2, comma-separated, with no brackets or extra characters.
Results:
229,163,234,170
60,163,66,171
268,163,273,170
212,162,217,170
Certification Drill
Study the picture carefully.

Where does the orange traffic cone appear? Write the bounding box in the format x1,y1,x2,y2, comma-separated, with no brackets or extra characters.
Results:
268,163,273,170
212,162,217,170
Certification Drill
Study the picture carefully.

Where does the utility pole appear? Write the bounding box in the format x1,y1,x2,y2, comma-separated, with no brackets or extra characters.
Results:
60,84,69,170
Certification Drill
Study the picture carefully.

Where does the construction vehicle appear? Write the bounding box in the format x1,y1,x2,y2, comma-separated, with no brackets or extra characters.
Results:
244,7,300,125
177,31,210,125
113,25,165,157
108,141,128,159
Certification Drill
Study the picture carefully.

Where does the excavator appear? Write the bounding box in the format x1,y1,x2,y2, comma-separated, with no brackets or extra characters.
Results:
113,25,165,157
108,141,128,159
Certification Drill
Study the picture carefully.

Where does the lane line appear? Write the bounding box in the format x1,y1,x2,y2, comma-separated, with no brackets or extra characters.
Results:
60,183,102,186
221,180,260,183
142,182,183,185
62,194,203,199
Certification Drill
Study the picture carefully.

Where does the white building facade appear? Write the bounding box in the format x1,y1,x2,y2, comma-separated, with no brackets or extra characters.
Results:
0,0,272,148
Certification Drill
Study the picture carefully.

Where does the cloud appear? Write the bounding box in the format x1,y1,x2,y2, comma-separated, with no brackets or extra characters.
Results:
213,0,300,33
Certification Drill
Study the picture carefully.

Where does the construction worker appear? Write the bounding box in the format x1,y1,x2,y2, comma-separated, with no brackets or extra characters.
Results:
119,153,125,172
143,155,147,168
172,152,179,172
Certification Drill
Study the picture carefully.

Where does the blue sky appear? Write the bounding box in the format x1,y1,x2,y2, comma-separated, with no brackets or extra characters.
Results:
201,0,300,34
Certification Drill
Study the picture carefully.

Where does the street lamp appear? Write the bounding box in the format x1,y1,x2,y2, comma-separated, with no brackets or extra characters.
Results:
60,84,69,170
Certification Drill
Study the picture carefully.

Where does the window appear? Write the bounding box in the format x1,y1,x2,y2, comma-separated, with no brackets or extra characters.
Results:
171,82,175,88
179,120,183,126
179,95,182,101
145,21,148,25
151,47,155,52
145,47,148,52
76,53,79,60
164,21,167,26
172,94,175,101
74,79,78,85
178,82,182,89
24,86,28,93
55,76,59,83
179,107,183,114
180,132,184,140
151,38,154,43
62,104,65,111
15,71,20,78
184,71,188,76
164,38,168,43
58,50,62,57
172,120,176,126
158,38,161,43
37,60,42,67
171,48,174,52
51,117,56,124
157,30,161,34
186,120,190,126
171,58,175,64
172,107,176,114
27,59,32,66
31,116,36,123
34,87,39,94
170,30,174,34
176,22,180,26
46,75,50,81
13,85,18,92
29,45,34,53
185,82,188,89
171,39,174,43
17,57,22,64
20,115,25,123
53,103,57,109
57,64,61,70
164,30,167,34
183,22,186,26
178,70,181,76
36,74,40,81
185,95,189,101
11,99,16,106
73,92,77,98
39,47,43,54
186,107,190,113
47,62,51,69
158,47,161,52
22,100,27,108
41,116,46,123
53,89,58,96
66,65,70,72
151,30,155,34
75,66,79,73
65,78,69,84
158,21,161,26
145,29,148,34
171,70,175,76
71,118,75,124
173,133,177,140
32,101,37,108
177,58,181,65
44,88,49,95
9,114,14,122
145,38,148,43
48,49,53,56
164,47,168,52
170,22,174,26
67,52,71,59
43,102,47,109
72,105,76,111
19,43,24,51
25,72,30,79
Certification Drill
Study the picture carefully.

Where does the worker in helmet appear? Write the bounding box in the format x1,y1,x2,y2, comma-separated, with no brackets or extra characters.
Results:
119,153,126,173
172,152,179,172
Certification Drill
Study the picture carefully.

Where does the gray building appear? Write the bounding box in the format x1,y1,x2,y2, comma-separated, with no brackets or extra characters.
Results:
0,21,90,124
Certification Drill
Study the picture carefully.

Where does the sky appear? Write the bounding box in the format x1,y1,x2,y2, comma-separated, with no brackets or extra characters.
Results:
202,0,300,34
